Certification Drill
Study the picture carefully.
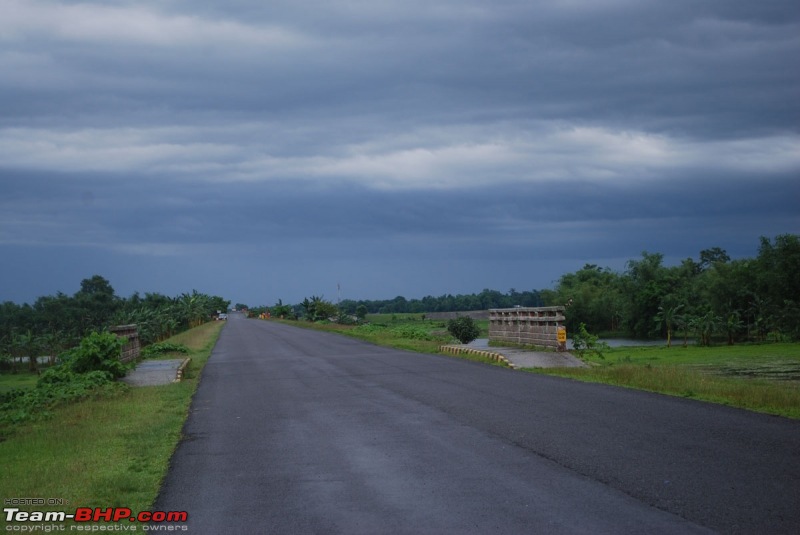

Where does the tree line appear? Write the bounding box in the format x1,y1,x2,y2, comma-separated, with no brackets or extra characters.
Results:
543,235,800,344
338,288,545,315
0,275,230,371
248,289,545,323
255,234,799,345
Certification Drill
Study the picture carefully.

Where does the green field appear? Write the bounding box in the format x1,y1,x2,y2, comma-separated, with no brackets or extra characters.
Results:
529,343,800,419
0,321,224,528
0,372,38,394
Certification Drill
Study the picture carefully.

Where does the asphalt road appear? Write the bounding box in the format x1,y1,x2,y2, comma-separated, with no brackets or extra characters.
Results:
154,313,800,534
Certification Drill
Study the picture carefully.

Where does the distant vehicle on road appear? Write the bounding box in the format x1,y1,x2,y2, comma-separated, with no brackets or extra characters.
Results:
218,313,228,320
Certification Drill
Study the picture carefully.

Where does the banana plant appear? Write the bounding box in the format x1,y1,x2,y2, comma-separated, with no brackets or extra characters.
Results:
654,303,684,347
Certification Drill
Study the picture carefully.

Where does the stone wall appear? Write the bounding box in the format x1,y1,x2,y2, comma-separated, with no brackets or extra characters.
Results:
488,307,566,350
110,324,141,364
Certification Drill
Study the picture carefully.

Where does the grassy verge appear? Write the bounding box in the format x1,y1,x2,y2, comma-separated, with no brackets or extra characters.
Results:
363,313,489,337
269,315,501,366
276,317,450,354
0,372,38,394
0,321,224,528
528,343,800,419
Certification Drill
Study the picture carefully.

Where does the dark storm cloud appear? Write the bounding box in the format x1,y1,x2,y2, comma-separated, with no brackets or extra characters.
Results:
4,0,797,133
0,0,798,304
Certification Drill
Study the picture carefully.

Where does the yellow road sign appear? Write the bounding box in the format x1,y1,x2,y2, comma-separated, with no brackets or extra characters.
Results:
557,327,567,343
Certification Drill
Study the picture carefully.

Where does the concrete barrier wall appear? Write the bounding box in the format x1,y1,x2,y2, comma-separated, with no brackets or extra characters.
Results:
110,324,141,364
488,307,565,349
439,345,513,368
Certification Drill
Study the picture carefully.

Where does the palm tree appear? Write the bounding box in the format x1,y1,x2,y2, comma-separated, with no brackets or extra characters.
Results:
747,295,772,342
694,310,721,346
674,313,692,347
179,291,209,328
654,303,684,347
725,311,744,345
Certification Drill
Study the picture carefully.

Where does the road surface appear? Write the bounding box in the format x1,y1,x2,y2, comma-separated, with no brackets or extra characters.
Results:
154,313,799,533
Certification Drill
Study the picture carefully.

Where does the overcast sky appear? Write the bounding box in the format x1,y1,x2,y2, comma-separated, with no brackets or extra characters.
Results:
1,0,798,307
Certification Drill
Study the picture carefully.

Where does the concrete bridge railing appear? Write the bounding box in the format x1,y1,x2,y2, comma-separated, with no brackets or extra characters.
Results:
110,324,141,364
488,307,566,351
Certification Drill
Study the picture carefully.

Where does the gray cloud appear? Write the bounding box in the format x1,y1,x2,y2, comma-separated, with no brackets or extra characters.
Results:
1,0,798,305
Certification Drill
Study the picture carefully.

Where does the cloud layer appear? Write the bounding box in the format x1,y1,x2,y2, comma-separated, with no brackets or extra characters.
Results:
1,0,798,304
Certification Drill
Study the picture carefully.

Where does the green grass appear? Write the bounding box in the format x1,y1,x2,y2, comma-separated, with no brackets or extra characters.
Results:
271,315,502,366
0,321,224,528
365,313,489,336
365,312,428,322
278,318,451,354
529,343,800,419
0,372,39,394
589,342,800,367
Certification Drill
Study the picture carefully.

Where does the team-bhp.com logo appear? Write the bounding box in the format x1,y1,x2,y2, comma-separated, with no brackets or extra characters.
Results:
4,507,188,531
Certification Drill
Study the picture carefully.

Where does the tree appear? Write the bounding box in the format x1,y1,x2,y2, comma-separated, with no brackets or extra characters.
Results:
34,292,79,343
724,311,744,345
272,299,294,319
447,317,480,344
75,275,119,335
551,264,623,333
699,247,731,270
13,330,40,373
674,312,692,347
755,235,800,338
301,296,317,321
78,275,116,297
1,277,231,364
179,291,209,328
622,252,669,338
693,310,721,346
315,300,339,321
654,302,684,347
301,296,338,322
747,295,774,342
699,259,752,333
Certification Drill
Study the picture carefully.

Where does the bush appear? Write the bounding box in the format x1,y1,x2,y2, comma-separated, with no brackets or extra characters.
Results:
62,331,128,379
447,317,481,344
0,388,27,405
336,314,359,326
1,368,120,425
38,365,80,385
389,325,436,340
571,322,610,360
140,342,189,359
0,331,129,426
352,324,385,335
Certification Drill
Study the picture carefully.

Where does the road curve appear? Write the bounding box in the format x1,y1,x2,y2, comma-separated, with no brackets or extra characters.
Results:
154,313,799,534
